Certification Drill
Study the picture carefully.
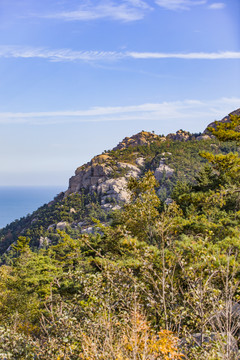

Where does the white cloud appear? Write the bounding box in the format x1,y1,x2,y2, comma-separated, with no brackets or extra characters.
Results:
0,46,239,62
0,46,124,62
155,0,206,11
128,51,240,59
125,0,151,9
43,1,152,22
208,2,226,9
0,98,239,127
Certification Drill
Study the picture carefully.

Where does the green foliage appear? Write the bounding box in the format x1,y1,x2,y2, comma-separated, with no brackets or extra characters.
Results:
208,114,240,143
0,118,240,357
118,171,160,242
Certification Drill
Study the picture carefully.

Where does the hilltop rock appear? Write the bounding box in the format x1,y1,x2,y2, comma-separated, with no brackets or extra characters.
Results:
166,129,191,141
66,150,142,206
66,155,112,195
113,131,161,151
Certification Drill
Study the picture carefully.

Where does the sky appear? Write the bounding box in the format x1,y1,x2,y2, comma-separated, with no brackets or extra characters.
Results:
0,0,239,187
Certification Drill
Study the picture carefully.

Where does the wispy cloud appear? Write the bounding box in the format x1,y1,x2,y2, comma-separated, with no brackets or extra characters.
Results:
128,51,240,59
43,1,152,22
0,98,239,127
155,0,206,11
0,46,124,62
208,2,226,9
0,46,239,62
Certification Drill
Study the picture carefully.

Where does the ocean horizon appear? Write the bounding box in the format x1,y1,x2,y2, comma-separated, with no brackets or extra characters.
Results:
0,186,64,229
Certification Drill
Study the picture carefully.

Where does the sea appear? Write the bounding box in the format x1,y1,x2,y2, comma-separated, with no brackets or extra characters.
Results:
0,186,64,229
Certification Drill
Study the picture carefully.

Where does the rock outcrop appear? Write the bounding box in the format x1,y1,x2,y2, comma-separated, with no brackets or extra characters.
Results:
97,177,131,204
56,222,68,230
113,131,162,151
196,134,211,141
66,152,142,209
154,154,174,181
65,131,165,209
166,129,191,141
38,236,51,248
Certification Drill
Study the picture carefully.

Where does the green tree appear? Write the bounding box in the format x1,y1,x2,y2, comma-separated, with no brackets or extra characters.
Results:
119,171,160,242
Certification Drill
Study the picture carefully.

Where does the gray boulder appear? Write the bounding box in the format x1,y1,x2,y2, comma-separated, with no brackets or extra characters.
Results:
56,222,68,230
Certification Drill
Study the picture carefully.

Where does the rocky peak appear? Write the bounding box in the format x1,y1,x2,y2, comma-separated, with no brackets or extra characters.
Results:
65,149,142,210
166,129,191,141
113,131,161,151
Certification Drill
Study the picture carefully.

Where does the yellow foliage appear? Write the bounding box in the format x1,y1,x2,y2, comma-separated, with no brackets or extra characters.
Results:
123,310,183,360
79,309,183,360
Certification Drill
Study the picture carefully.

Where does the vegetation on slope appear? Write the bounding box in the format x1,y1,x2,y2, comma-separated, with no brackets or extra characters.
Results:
0,132,238,256
0,115,239,358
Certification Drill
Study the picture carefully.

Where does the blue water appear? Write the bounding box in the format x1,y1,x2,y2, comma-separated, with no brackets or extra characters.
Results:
0,186,64,229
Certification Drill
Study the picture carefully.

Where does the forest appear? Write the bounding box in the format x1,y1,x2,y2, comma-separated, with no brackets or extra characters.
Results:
0,115,240,359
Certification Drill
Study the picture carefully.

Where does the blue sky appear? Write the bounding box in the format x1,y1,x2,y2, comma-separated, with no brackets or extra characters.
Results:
0,0,239,186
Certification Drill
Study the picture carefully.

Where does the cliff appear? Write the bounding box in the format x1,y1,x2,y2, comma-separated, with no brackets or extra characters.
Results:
65,131,169,211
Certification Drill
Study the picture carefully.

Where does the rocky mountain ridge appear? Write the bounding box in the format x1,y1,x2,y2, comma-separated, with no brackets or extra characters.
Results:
64,128,212,210
112,130,161,150
64,109,239,214
0,109,239,253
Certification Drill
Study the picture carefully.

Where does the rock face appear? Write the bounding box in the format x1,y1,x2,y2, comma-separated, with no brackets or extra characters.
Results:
39,236,50,248
204,108,240,134
66,152,142,208
155,164,174,181
65,131,165,209
196,134,211,141
154,155,174,181
135,157,145,167
166,129,191,141
56,222,68,230
97,177,131,204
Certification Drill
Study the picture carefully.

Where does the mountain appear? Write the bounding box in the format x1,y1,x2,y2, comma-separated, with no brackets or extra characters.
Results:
65,130,210,209
1,110,240,358
0,110,239,255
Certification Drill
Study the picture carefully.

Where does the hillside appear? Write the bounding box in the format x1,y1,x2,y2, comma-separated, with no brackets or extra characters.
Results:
204,108,240,133
0,111,239,255
0,110,240,358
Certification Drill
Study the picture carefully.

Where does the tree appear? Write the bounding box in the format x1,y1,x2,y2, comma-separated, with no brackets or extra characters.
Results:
208,114,240,142
119,171,160,242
